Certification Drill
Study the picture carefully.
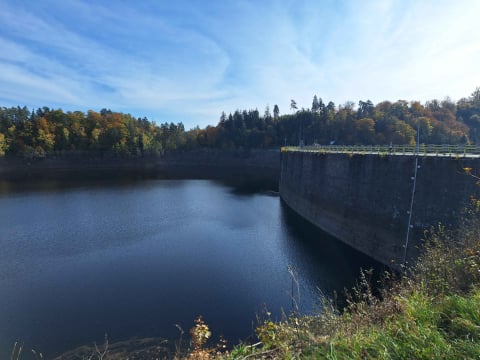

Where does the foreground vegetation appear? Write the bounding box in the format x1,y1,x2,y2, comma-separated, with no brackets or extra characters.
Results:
183,205,480,359
1,88,480,159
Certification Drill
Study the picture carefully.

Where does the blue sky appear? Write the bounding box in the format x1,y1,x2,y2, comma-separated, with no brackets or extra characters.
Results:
0,0,479,128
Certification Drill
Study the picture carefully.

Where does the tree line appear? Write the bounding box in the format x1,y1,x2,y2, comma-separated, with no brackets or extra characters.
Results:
0,108,188,158
1,88,480,158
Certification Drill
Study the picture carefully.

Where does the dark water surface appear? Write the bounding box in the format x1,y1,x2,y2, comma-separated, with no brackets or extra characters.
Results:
0,178,379,357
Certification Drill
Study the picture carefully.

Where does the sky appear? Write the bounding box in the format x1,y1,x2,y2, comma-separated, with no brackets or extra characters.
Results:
0,0,479,129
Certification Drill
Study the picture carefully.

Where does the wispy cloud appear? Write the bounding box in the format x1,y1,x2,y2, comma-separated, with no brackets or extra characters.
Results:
0,0,231,124
0,0,479,127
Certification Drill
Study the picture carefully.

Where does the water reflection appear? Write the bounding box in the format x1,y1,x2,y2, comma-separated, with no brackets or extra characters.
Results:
279,202,382,309
0,178,380,358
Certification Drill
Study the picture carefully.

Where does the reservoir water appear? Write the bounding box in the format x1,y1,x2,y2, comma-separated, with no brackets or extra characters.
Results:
0,177,379,357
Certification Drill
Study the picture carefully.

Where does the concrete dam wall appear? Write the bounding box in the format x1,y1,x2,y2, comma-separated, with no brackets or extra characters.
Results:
279,150,480,268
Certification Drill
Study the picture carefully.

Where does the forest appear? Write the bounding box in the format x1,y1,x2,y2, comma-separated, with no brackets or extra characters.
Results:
1,88,480,159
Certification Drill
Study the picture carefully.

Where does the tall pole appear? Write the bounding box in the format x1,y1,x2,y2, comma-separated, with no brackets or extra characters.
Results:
416,122,420,155
403,122,421,266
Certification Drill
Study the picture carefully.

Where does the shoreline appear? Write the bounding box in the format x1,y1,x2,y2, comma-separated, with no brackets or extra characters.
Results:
0,148,280,181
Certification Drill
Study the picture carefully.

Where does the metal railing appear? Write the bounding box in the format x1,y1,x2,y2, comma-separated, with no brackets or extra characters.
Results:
281,144,480,157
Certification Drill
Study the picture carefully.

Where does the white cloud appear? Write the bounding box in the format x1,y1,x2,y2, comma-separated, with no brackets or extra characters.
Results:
0,0,231,125
0,0,479,127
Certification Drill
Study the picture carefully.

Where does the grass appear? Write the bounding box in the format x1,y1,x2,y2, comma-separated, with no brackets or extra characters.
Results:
241,204,480,359
11,205,480,359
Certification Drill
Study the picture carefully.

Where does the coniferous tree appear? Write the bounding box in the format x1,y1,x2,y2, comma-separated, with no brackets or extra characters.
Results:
312,95,320,113
273,105,280,119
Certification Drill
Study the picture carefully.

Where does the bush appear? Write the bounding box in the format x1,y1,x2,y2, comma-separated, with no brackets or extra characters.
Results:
252,207,480,359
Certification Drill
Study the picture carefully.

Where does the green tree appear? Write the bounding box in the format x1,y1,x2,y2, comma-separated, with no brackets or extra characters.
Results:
264,105,271,121
312,95,320,113
415,117,433,143
354,118,376,144
290,99,297,112
273,104,280,119
392,120,416,144
34,117,55,152
0,133,6,156
358,100,374,119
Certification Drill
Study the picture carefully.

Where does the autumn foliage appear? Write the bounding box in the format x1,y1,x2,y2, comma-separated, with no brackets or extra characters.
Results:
1,88,480,159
